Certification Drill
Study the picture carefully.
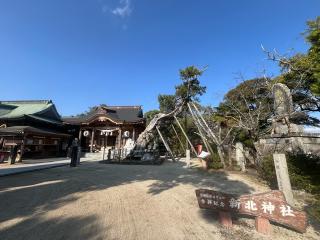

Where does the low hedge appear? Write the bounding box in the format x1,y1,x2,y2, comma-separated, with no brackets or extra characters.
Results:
258,153,320,194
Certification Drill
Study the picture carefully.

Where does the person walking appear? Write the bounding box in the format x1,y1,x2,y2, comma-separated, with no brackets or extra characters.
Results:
9,145,18,165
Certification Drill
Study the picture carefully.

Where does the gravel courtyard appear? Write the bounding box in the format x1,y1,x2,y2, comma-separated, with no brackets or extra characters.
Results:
0,161,319,240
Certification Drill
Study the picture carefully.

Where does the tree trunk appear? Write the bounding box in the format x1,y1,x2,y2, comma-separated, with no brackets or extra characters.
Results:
253,142,263,166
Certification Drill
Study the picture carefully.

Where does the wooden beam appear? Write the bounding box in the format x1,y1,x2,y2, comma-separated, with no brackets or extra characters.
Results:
174,116,197,155
191,102,219,144
156,126,175,161
171,124,184,152
187,103,211,155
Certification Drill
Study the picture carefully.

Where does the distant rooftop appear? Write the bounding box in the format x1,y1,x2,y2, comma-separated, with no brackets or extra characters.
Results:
63,105,145,125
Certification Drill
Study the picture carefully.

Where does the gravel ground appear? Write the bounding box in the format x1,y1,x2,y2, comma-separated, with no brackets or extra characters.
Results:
0,160,319,240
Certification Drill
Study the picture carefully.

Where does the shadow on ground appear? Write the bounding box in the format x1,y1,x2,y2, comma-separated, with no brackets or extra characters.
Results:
0,160,255,239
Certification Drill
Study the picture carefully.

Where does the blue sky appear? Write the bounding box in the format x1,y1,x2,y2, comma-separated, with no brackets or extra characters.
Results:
0,0,319,116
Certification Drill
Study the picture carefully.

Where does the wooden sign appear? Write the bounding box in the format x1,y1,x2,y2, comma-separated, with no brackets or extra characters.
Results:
195,189,307,233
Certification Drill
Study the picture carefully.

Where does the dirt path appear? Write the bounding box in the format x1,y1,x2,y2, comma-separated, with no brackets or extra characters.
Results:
0,161,319,240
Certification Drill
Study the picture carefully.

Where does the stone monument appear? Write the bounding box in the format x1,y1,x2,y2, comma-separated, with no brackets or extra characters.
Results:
256,83,320,156
271,83,303,134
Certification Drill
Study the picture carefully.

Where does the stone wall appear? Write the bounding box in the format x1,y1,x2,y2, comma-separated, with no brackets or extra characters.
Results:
257,133,320,156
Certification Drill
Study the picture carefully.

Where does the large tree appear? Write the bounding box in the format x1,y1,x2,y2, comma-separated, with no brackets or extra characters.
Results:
143,66,207,156
217,77,274,163
175,66,207,150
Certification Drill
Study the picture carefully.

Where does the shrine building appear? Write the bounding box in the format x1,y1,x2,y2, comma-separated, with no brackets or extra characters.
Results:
63,105,146,153
0,100,71,160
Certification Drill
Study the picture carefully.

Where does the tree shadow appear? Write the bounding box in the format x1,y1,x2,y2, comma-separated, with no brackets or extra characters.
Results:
0,160,256,239
145,162,254,195
0,214,106,240
303,203,320,233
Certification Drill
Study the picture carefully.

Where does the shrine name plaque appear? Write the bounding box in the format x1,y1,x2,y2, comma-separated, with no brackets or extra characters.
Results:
195,189,307,233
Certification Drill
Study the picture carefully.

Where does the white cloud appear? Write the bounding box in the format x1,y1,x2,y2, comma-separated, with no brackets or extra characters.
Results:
112,0,132,18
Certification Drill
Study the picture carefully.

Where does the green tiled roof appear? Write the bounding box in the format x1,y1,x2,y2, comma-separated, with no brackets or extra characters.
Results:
0,100,52,119
26,114,63,125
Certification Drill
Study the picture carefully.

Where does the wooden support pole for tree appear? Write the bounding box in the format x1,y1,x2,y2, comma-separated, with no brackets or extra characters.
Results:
188,103,209,137
174,115,197,155
191,102,226,168
187,103,210,153
188,103,219,164
156,126,176,161
191,102,228,168
191,102,219,144
171,124,184,153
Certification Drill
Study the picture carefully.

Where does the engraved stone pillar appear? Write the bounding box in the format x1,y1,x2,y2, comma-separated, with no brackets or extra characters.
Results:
273,153,294,205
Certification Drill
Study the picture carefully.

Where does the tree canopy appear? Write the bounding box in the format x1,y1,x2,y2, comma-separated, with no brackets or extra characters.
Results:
158,94,176,113
175,66,207,103
279,17,320,112
217,78,273,153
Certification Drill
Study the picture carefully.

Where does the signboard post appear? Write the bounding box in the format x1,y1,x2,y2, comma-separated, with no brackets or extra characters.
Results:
195,189,307,234
219,211,232,228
